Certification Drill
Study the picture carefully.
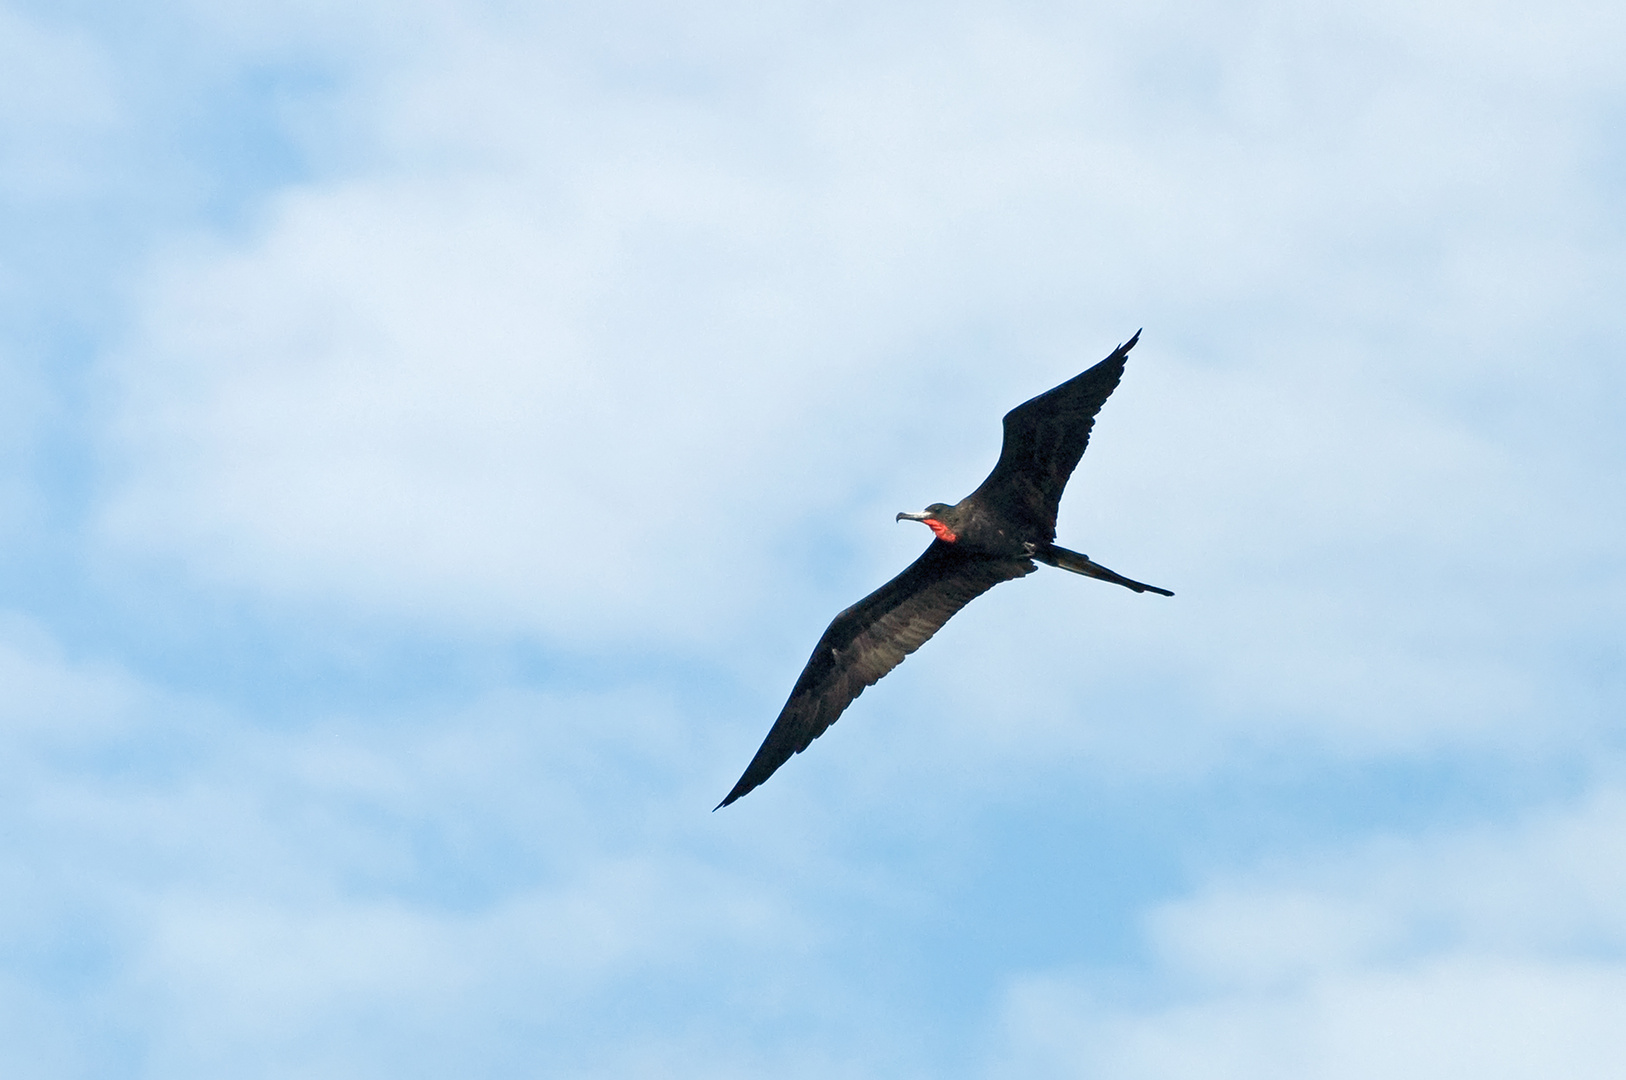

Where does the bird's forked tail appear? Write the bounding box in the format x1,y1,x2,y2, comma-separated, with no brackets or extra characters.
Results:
1039,545,1173,596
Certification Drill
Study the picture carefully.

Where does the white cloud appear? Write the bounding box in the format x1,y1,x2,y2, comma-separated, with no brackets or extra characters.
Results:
0,4,121,201
93,0,1623,671
993,782,1626,1078
5,1,1622,1074
0,609,851,1077
1002,958,1626,1080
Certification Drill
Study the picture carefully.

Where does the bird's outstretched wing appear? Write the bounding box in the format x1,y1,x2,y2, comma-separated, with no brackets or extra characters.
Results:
717,542,1034,807
970,330,1139,535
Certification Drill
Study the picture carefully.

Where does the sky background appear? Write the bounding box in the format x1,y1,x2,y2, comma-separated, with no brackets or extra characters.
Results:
2,0,1624,1076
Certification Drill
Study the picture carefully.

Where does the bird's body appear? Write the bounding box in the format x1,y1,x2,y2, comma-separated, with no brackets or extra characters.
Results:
717,331,1170,808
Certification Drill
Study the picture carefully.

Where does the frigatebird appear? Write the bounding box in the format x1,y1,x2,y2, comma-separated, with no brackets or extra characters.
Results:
717,331,1170,808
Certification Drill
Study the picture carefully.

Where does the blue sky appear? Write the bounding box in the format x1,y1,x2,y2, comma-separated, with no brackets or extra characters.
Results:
2,0,1624,1075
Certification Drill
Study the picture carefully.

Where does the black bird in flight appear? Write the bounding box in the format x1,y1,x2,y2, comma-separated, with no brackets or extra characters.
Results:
717,331,1171,808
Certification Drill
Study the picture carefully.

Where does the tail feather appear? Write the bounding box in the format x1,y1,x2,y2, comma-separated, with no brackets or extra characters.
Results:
1040,545,1173,596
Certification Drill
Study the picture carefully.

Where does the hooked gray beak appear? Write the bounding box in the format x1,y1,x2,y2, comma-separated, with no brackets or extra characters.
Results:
895,510,931,522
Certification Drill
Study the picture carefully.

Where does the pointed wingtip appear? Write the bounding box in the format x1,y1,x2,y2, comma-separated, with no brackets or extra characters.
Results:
713,780,750,811
1124,328,1142,351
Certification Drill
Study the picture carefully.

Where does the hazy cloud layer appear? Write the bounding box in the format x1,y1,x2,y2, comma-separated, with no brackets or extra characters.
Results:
997,782,1626,1078
0,0,1622,1076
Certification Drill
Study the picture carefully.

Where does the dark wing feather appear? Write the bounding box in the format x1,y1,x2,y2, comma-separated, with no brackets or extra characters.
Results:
969,330,1139,536
717,542,1035,807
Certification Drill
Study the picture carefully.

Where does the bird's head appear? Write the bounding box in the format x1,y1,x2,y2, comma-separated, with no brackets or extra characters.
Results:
896,502,959,543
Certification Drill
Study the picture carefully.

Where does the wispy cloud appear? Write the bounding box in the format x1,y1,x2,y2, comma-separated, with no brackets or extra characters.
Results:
995,782,1626,1078
0,0,1622,1075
